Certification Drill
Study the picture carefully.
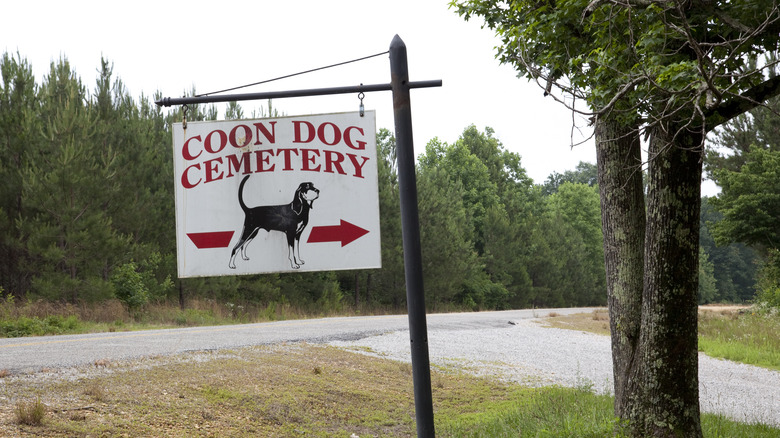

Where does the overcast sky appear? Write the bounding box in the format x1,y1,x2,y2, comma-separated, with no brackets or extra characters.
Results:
2,0,719,195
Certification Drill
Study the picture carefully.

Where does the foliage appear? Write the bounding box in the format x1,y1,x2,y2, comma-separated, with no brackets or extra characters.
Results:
452,0,780,133
699,198,758,303
451,0,780,435
697,248,718,305
4,343,776,436
541,161,598,195
14,397,46,426
756,249,780,310
699,310,780,371
110,262,149,312
0,314,81,338
711,145,780,251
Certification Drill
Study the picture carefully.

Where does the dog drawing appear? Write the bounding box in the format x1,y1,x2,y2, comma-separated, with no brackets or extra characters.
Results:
228,175,320,269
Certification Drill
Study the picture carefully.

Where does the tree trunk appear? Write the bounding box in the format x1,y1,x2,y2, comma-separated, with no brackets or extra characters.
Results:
595,116,645,418
354,272,360,307
629,127,703,437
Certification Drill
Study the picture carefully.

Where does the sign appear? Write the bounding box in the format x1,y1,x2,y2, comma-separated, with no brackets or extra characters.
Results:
172,111,381,278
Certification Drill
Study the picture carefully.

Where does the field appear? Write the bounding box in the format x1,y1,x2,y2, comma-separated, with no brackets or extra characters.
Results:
1,307,778,437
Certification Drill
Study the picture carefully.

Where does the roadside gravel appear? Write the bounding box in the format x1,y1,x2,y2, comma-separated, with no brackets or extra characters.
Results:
329,317,780,427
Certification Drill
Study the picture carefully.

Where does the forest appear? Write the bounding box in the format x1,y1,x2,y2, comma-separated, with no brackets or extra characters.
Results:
0,52,774,315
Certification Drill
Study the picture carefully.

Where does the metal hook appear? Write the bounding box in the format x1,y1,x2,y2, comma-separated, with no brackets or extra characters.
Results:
358,84,365,117
182,104,190,130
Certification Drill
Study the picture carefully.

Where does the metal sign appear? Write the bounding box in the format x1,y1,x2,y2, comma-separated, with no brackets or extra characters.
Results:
172,111,380,278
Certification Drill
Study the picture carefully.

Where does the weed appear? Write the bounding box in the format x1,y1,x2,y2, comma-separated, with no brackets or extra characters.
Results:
0,344,776,437
15,397,46,426
698,311,780,370
83,383,107,401
592,308,609,321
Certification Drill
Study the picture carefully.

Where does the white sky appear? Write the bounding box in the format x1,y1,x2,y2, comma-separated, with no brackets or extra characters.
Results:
2,0,719,195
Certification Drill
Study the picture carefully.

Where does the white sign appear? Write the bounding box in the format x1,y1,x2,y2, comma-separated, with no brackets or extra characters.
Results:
172,111,381,278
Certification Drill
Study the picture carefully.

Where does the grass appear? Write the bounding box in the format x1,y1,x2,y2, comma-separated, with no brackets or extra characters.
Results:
0,344,775,437
539,307,780,371
538,308,611,336
14,398,46,426
698,309,780,371
0,298,314,338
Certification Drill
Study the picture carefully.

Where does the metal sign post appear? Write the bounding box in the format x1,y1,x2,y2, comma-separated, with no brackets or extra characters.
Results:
389,35,435,438
156,35,439,437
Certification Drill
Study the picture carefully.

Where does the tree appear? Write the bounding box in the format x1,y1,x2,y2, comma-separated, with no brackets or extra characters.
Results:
452,1,780,435
0,53,38,298
372,129,405,308
21,58,129,302
700,197,758,303
710,145,780,251
541,161,598,195
547,183,605,306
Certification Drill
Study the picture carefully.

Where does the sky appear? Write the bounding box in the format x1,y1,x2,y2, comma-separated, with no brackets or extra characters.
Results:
2,0,719,195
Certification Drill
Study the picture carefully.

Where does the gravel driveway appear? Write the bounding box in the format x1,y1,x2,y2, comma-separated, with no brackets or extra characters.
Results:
329,318,780,427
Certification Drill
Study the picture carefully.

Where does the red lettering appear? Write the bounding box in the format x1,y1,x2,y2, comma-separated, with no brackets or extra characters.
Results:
181,163,202,188
324,150,346,175
204,157,223,183
276,148,299,171
229,125,252,148
204,130,227,154
347,154,369,178
301,149,321,172
344,126,367,150
293,121,316,143
254,150,276,172
253,121,276,144
226,152,252,178
182,135,202,161
317,122,341,146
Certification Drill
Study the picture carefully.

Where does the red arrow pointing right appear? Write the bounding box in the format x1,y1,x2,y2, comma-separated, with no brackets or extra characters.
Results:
307,220,369,247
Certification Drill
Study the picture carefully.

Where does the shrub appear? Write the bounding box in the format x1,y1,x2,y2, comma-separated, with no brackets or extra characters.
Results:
111,262,150,312
15,397,46,426
756,249,780,311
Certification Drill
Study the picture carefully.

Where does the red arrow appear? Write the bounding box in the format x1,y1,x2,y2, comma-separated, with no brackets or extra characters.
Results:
187,231,234,249
307,220,369,247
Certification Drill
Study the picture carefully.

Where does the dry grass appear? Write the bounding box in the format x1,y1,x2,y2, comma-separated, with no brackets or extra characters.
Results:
537,309,611,336
0,344,520,437
14,398,46,426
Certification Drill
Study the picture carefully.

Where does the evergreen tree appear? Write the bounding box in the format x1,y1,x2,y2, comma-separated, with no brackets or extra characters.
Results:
0,53,38,297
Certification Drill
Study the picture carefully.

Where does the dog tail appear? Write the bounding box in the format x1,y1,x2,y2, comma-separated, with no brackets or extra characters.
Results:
238,175,251,213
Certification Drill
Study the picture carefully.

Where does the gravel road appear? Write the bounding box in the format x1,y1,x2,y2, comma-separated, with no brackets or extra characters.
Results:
1,309,777,427
0,308,589,373
329,317,780,427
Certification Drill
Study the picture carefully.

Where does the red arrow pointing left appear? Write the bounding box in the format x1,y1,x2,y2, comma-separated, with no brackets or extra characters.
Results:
187,231,234,249
307,220,369,247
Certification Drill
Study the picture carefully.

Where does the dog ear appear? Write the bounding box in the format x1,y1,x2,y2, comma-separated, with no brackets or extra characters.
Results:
292,186,304,215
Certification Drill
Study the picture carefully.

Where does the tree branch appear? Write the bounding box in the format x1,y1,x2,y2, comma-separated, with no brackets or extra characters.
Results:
706,75,780,130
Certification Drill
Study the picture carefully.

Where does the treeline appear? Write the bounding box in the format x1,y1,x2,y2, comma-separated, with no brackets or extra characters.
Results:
0,54,757,313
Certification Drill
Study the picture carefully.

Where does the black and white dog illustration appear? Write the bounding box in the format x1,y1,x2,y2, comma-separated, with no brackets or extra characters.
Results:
229,176,319,269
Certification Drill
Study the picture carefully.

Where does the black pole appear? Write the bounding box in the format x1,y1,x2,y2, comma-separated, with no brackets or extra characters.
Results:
390,34,435,437
155,80,441,107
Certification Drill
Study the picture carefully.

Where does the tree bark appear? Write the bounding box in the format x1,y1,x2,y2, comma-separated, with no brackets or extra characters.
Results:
595,116,645,419
629,127,703,437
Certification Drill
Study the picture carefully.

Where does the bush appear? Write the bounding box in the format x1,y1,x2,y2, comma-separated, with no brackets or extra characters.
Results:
111,262,150,312
15,397,46,426
756,249,780,310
